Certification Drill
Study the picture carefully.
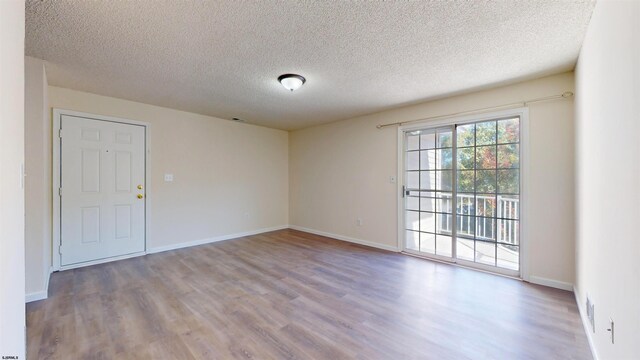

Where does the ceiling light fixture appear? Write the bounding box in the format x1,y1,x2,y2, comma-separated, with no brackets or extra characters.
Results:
278,74,306,92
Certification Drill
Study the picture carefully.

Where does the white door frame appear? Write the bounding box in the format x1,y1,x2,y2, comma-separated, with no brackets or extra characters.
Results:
396,107,530,281
52,108,151,271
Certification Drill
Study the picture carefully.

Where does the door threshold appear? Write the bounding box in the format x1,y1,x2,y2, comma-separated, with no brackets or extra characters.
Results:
401,251,522,281
58,251,146,271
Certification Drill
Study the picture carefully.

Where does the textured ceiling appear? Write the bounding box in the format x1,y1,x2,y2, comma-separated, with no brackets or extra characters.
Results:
26,0,595,130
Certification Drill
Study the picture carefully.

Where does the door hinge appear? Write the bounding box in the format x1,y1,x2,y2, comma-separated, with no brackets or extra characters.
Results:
58,187,62,197
402,185,406,198
58,245,63,254
58,129,63,138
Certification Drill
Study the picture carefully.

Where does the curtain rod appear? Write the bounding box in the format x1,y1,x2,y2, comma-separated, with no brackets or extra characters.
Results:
375,91,574,129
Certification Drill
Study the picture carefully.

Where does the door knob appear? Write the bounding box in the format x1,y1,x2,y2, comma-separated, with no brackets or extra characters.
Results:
137,184,143,190
137,194,144,199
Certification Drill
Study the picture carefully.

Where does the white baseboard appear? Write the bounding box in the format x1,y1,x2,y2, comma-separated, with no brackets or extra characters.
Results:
288,225,400,252
26,266,54,303
146,225,289,254
574,286,599,360
25,290,48,303
528,275,573,291
44,265,52,294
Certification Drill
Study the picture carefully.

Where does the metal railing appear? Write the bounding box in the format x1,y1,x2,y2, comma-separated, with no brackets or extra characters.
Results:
441,194,519,245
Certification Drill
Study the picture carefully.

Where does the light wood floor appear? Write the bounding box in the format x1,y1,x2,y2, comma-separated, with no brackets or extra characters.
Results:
27,229,591,359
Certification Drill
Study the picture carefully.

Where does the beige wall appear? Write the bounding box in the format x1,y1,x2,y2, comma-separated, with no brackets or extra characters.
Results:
0,0,26,357
575,0,640,358
47,86,289,252
290,72,576,287
25,56,51,299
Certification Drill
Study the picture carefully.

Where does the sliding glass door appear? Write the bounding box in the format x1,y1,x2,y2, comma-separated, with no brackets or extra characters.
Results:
404,126,455,260
403,116,521,275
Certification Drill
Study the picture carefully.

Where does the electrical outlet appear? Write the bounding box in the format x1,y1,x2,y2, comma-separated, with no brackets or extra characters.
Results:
586,296,595,333
585,296,589,319
356,218,363,226
608,318,614,344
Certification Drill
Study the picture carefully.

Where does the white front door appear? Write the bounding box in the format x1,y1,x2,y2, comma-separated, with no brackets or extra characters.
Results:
60,115,146,266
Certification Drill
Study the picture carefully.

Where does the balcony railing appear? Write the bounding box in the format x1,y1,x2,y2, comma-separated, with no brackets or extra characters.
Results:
441,194,519,245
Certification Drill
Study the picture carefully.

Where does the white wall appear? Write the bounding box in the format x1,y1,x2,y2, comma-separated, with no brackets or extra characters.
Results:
48,86,289,255
290,72,576,288
0,0,26,357
574,0,640,358
25,56,51,301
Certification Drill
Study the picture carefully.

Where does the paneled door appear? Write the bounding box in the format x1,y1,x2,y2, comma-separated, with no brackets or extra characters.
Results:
402,116,521,276
60,115,146,266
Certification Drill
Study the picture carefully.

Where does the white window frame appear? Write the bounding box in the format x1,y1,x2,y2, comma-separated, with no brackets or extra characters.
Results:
396,107,530,280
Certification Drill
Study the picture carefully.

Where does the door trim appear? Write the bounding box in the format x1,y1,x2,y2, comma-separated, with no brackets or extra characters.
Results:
52,108,151,271
396,107,530,281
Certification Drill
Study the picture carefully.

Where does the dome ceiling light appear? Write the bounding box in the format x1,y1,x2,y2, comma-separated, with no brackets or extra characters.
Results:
278,74,306,92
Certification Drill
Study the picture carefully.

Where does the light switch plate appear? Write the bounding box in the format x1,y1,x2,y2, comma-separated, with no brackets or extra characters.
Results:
164,173,174,182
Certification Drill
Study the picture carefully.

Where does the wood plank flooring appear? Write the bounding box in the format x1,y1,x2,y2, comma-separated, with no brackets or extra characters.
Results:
27,229,591,359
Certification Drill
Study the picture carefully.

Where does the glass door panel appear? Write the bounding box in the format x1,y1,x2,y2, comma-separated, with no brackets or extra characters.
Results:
403,116,521,275
455,117,520,272
404,127,454,259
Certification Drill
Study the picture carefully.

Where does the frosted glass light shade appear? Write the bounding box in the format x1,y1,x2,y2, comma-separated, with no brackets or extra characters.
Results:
278,74,306,91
